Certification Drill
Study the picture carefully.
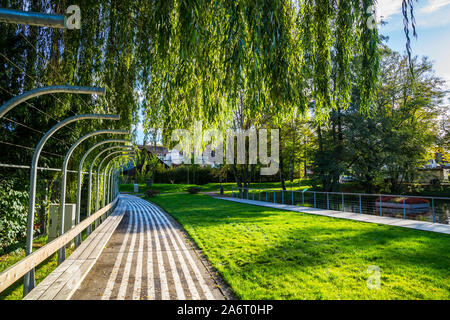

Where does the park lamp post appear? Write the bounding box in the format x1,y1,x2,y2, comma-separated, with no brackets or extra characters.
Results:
57,128,126,264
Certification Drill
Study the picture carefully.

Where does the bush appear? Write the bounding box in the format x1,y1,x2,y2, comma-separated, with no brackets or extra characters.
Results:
145,189,160,198
0,180,29,254
187,186,201,194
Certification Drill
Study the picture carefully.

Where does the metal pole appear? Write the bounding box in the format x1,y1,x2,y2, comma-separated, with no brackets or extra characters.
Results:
327,193,329,210
75,138,130,245
403,198,406,219
0,86,105,119
88,146,133,231
359,194,362,214
24,113,114,296
103,155,132,207
0,8,66,28
95,150,133,212
58,128,123,264
432,198,435,223
99,152,134,210
379,195,383,216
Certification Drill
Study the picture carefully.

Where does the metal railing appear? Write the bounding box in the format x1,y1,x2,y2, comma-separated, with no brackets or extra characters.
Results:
231,187,450,225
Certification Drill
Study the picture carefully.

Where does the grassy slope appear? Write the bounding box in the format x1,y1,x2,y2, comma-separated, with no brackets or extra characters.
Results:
149,193,450,300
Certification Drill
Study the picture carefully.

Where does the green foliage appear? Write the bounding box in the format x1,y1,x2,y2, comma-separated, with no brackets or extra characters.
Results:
0,180,29,254
313,48,446,193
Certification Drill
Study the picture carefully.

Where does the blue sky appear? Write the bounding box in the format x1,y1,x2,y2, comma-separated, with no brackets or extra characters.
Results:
377,0,450,87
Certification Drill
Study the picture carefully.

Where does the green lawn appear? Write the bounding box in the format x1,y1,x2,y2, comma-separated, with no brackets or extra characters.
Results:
148,193,450,300
119,179,312,194
0,231,88,300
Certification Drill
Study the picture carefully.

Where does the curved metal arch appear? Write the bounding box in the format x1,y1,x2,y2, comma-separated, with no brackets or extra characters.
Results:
57,129,127,263
88,146,133,213
24,113,118,295
0,85,105,118
104,155,135,205
75,137,130,244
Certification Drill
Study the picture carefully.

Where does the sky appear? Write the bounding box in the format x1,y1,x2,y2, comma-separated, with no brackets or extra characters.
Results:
135,1,450,144
377,0,450,87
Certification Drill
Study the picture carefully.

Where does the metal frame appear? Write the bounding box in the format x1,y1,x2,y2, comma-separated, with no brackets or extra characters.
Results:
23,113,115,295
103,153,135,206
0,86,105,118
74,138,130,245
0,7,66,28
87,146,133,229
87,145,132,235
57,128,125,264
89,146,133,211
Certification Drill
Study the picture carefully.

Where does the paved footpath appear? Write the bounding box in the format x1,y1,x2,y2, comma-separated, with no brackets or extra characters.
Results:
218,197,450,235
71,195,226,300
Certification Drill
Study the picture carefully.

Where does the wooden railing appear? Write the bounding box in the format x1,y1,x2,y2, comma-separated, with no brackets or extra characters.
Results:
0,197,119,293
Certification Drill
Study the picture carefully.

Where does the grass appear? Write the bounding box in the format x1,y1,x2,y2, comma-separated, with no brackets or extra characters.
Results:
119,179,313,194
148,193,450,300
0,231,88,300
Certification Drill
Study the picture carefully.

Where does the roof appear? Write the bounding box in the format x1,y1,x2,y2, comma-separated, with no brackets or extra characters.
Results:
138,145,169,155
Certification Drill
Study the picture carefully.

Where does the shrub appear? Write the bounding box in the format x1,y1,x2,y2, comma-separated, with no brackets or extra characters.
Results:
187,186,201,194
0,180,29,254
145,189,160,198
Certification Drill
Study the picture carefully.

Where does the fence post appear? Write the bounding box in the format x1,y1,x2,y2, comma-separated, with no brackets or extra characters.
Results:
302,192,304,206
327,193,329,210
282,190,284,204
403,198,406,219
379,195,383,216
274,191,276,204
292,191,294,205
432,198,435,223
359,194,362,214
342,193,345,212
314,192,316,208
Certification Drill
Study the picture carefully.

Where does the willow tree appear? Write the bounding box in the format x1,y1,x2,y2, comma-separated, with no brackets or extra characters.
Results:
139,0,419,147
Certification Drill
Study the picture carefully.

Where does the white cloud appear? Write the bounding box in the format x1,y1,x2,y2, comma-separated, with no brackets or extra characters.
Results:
420,0,450,14
377,0,403,20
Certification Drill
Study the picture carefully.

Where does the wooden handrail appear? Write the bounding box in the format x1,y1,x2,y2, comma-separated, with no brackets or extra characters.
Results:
0,197,119,293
